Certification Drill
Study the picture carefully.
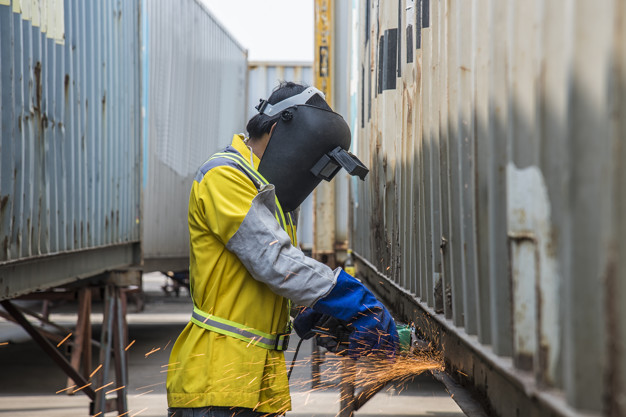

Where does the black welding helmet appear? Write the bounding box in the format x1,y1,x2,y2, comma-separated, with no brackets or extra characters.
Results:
256,87,369,212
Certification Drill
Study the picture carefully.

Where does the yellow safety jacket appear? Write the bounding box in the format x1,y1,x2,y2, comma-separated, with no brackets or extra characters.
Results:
166,135,298,414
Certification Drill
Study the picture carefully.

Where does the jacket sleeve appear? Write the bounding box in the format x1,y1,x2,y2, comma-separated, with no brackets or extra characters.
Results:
225,184,337,307
195,165,259,244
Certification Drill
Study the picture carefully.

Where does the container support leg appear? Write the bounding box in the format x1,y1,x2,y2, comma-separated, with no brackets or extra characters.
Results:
92,284,128,415
338,357,356,417
66,287,92,392
0,299,96,401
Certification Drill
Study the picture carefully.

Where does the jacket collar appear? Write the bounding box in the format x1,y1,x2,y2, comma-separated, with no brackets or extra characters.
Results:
231,134,261,170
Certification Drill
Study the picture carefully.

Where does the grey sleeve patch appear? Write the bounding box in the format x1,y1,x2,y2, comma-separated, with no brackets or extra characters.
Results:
226,184,337,307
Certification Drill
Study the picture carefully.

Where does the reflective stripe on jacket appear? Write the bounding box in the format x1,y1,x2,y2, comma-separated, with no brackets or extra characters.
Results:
166,135,297,414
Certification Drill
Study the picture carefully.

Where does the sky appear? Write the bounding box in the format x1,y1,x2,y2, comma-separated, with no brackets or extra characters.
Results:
200,0,314,63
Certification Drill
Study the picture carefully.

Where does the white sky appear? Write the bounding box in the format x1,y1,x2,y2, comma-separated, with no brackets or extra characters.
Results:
200,0,314,63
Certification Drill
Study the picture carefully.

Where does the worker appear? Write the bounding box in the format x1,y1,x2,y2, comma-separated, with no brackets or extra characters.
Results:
166,82,398,417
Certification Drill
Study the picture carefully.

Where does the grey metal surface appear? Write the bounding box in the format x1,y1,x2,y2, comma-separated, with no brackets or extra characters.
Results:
0,1,141,299
349,0,626,416
141,0,247,271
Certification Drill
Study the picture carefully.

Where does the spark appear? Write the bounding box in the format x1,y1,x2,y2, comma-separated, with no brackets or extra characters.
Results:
163,339,172,350
247,376,258,385
92,413,103,417
56,332,72,347
283,271,298,281
125,340,136,351
106,385,126,395
457,370,468,377
183,396,200,406
386,266,390,271
135,382,165,390
90,364,103,378
161,367,180,373
145,347,161,357
56,385,77,394
134,390,154,397
161,362,181,368
130,408,148,417
0,342,9,346
269,240,279,246
74,382,92,393
116,411,130,417
94,382,114,392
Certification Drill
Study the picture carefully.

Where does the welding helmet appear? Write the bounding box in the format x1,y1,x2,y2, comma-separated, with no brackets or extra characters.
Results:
256,87,369,212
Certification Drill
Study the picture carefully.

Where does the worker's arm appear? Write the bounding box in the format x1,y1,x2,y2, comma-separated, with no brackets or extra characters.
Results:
224,183,336,306
225,183,398,356
200,168,396,356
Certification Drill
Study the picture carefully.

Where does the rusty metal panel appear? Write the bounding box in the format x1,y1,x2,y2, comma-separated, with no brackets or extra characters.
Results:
141,0,247,270
0,1,141,298
349,0,626,415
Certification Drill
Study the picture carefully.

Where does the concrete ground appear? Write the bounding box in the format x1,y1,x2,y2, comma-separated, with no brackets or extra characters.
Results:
0,273,466,417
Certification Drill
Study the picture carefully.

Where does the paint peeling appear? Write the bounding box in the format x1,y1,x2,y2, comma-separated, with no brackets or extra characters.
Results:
507,162,560,384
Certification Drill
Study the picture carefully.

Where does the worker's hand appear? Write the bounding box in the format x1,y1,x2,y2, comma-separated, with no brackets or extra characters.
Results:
293,307,324,339
311,269,399,359
294,308,351,354
347,302,397,359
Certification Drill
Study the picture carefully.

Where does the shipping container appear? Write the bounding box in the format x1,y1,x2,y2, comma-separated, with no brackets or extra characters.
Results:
141,0,248,271
0,0,142,300
347,1,626,416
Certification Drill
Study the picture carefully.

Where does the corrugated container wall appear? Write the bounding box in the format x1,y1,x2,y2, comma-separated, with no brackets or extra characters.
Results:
0,1,142,300
350,1,626,416
247,61,315,251
142,0,248,271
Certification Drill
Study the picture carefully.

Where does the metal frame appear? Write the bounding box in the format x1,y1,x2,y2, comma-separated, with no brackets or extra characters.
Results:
0,276,135,415
0,243,139,301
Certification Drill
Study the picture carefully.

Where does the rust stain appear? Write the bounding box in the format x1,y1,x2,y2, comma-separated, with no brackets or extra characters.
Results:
64,74,70,98
0,196,8,215
33,61,42,112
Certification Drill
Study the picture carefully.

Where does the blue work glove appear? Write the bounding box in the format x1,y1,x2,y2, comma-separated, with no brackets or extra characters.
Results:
294,308,351,354
312,269,398,359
